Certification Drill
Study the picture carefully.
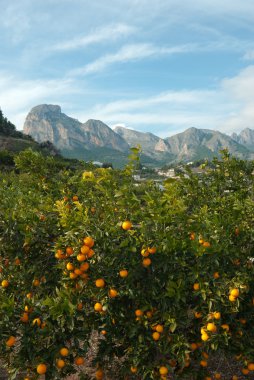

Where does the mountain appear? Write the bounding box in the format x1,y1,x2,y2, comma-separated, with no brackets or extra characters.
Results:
23,105,129,152
23,104,254,167
165,127,252,161
231,128,254,151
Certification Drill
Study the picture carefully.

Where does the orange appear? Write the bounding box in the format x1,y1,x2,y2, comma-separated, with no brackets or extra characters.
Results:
77,254,86,262
232,376,238,380
108,288,118,298
159,366,168,375
201,333,209,341
195,311,202,318
230,288,240,297
152,332,160,341
155,324,164,333
142,258,151,267
94,302,103,312
26,292,33,299
95,369,104,379
56,359,65,369
248,363,254,371
148,246,157,254
20,312,29,323
6,336,16,347
121,221,132,230
190,232,195,240
203,241,211,248
221,324,229,331
135,309,143,317
213,272,220,279
101,330,107,335
83,236,95,247
66,262,74,271
74,357,84,365
193,283,200,291
66,247,74,256
33,279,40,287
1,280,9,288
70,272,78,279
214,312,221,319
119,269,128,278
141,248,149,257
74,268,82,275
80,262,89,272
87,249,95,258
214,373,221,379
37,364,47,374
95,279,105,288
14,258,21,265
72,195,78,201
130,366,137,373
32,318,42,327
77,303,83,311
229,294,237,302
206,322,217,333
60,347,69,357
202,352,209,359
80,245,90,254
200,360,207,367
190,343,198,351
241,368,249,375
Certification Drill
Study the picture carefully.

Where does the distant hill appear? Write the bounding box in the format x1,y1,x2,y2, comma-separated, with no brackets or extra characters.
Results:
23,104,254,167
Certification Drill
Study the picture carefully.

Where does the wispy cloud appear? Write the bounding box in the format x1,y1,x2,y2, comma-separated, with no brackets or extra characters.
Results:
243,50,254,60
49,23,137,52
68,43,195,76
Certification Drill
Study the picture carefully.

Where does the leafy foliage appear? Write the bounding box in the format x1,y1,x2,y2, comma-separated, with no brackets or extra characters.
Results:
0,150,254,379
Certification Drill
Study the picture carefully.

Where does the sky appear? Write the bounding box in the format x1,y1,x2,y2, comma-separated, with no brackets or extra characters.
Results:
1,0,254,137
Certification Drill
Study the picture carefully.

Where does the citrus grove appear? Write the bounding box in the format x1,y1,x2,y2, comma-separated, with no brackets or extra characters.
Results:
0,148,254,379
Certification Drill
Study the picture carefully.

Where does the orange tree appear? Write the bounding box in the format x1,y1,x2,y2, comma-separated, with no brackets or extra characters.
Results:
0,149,254,379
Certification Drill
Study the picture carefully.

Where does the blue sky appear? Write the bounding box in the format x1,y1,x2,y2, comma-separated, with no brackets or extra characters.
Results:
1,0,254,137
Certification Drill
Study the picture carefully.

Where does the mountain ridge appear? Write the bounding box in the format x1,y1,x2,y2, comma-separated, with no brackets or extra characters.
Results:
23,104,254,166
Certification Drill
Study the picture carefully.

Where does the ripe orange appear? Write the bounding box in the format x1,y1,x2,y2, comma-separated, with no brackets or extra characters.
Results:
202,352,209,359
75,357,84,365
74,268,82,275
130,366,137,373
221,324,230,332
201,333,209,341
230,288,240,298
195,311,202,318
207,322,217,333
65,247,73,256
214,373,221,379
152,332,160,341
6,336,16,347
229,294,237,302
203,241,211,248
26,292,33,299
159,366,168,375
87,249,95,258
213,272,220,279
248,363,254,371
14,258,21,265
60,347,69,357
193,283,200,291
148,246,157,254
101,330,107,335
95,369,104,379
83,236,95,248
70,272,78,279
190,232,195,240
121,221,132,230
1,280,9,288
77,254,86,262
56,359,65,369
95,278,105,288
33,279,40,287
80,245,90,254
119,269,128,278
72,195,79,201
135,309,143,317
214,312,221,319
141,248,149,257
94,302,103,312
32,318,41,327
66,262,74,271
108,288,118,298
200,360,208,367
37,364,47,374
20,312,29,323
77,302,83,311
155,324,164,333
241,368,249,375
142,258,151,267
80,262,89,271
190,343,198,351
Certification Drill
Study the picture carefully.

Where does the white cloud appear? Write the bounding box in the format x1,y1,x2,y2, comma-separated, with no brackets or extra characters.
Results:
68,43,195,76
243,50,254,60
49,23,137,52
